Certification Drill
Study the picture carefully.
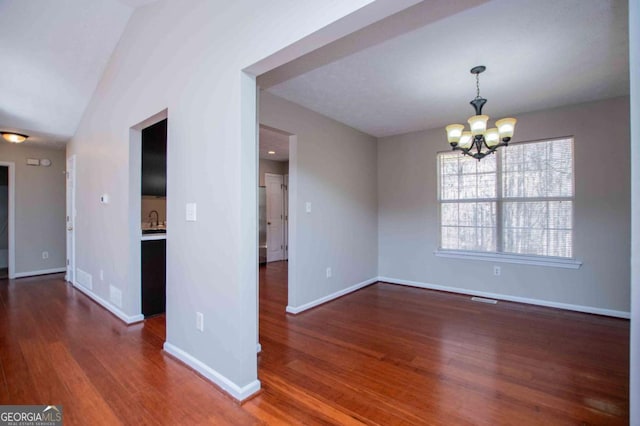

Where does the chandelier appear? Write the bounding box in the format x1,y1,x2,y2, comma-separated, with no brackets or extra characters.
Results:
445,66,517,160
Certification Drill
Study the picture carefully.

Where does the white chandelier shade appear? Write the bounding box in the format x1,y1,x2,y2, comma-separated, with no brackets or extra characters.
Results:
445,66,517,160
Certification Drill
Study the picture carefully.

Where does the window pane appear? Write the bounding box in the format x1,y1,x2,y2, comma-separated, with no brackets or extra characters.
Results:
440,202,496,251
503,201,572,257
438,152,496,201
441,226,459,250
502,138,573,198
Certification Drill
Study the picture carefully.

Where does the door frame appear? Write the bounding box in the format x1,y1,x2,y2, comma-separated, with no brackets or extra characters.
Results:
0,162,15,279
129,109,168,319
65,155,76,283
283,173,289,260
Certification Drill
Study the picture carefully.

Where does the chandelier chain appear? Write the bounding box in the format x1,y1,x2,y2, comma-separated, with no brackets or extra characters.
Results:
475,73,481,100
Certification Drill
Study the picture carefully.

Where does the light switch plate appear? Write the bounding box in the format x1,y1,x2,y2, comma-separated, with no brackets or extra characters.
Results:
305,202,312,213
186,203,197,221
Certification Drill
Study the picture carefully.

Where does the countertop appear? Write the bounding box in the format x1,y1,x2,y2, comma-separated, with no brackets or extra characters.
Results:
141,233,166,241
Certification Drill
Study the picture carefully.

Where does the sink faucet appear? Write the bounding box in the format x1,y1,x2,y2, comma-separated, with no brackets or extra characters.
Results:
148,210,159,227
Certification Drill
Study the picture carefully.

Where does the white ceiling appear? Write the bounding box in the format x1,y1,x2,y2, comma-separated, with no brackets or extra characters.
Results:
259,126,290,161
267,0,629,138
0,0,156,149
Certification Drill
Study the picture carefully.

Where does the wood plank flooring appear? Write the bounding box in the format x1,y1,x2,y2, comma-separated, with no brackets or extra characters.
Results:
0,263,629,424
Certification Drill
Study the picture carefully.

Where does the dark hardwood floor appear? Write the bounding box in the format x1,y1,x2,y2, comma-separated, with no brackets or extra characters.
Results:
0,264,629,424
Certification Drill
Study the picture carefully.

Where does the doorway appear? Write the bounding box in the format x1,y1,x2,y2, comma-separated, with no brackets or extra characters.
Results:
257,124,292,352
259,125,291,265
0,162,15,279
0,166,8,279
128,109,167,325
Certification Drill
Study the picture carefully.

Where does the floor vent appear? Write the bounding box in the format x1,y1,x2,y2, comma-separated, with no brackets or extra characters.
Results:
471,296,498,304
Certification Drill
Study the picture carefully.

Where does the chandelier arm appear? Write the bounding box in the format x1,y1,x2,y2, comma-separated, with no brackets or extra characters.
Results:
450,138,511,160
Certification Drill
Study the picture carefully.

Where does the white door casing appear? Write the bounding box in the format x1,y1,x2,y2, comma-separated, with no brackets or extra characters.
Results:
284,174,289,260
66,155,76,283
265,173,284,262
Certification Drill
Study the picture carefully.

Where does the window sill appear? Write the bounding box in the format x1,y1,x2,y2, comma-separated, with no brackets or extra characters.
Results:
434,250,582,269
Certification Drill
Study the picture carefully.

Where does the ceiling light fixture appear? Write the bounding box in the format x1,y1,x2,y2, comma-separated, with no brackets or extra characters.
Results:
1,132,28,144
445,66,517,160
267,150,275,155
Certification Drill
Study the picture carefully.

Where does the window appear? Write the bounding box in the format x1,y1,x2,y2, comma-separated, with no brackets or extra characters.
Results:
438,138,574,258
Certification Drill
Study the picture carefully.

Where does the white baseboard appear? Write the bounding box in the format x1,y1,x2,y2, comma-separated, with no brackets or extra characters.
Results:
13,267,67,278
163,342,261,401
286,277,377,314
73,281,144,324
378,276,631,319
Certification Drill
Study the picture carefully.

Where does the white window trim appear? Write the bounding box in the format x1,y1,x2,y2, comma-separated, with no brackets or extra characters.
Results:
434,249,582,269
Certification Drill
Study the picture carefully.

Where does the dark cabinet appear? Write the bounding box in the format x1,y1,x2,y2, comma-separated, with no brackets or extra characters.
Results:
141,119,167,196
141,239,166,317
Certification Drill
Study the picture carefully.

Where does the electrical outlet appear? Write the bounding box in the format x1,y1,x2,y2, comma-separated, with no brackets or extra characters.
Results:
326,267,332,278
100,270,104,281
42,251,49,260
196,312,204,332
494,265,501,276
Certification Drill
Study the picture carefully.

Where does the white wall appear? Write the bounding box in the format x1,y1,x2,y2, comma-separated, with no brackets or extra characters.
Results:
0,144,66,275
378,97,630,314
66,0,424,400
629,0,638,422
260,92,378,309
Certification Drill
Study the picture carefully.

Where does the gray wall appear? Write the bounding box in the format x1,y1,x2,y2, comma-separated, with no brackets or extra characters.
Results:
65,0,391,398
260,91,378,309
629,0,639,421
0,144,66,274
378,97,630,313
258,159,288,187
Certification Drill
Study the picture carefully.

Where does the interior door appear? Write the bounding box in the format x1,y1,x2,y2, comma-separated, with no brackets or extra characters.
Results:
265,173,284,262
66,155,76,283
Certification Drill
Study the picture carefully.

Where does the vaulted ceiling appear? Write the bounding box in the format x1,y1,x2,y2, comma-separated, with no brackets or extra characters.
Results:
0,0,157,149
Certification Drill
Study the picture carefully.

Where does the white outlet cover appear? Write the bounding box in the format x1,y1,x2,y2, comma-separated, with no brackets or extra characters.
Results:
186,203,197,221
305,202,312,213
